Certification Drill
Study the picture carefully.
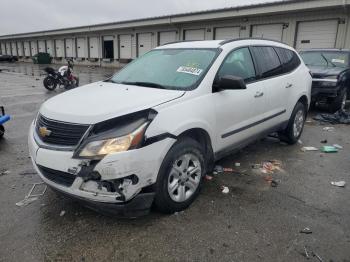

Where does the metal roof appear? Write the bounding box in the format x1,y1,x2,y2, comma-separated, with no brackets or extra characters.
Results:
0,0,348,39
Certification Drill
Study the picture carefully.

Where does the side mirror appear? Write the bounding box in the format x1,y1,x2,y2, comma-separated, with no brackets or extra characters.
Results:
215,75,247,91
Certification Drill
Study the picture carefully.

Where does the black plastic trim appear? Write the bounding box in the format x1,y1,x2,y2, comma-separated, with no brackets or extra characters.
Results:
221,110,286,138
143,133,177,146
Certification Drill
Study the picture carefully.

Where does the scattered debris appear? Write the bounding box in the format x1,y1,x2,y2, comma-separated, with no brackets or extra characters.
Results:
313,251,324,262
300,227,312,234
303,246,310,259
298,139,303,145
301,146,318,152
205,175,213,181
234,162,241,167
263,176,279,187
314,110,350,125
35,78,40,81
16,197,39,207
331,181,346,187
60,210,66,217
320,139,327,144
221,186,230,194
252,160,284,174
333,144,343,149
15,182,47,207
19,170,37,176
321,146,338,153
322,126,335,132
0,169,10,176
213,165,239,174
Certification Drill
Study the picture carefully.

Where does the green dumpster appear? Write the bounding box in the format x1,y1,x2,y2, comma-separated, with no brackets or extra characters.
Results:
32,52,52,64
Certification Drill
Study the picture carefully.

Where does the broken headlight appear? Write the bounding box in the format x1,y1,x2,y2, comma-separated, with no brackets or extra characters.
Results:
75,109,157,159
78,122,148,158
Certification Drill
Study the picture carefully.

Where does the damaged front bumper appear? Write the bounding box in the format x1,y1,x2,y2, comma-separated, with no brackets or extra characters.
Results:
28,122,174,217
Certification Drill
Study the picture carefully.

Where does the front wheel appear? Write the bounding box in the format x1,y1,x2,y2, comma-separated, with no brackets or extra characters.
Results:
43,76,57,91
154,138,206,214
329,88,347,112
279,102,306,144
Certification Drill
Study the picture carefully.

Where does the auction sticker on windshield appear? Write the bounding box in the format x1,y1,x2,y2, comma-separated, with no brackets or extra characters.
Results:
177,66,203,76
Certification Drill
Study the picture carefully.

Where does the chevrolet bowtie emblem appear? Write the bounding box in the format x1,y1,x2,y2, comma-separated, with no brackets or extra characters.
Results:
39,126,52,137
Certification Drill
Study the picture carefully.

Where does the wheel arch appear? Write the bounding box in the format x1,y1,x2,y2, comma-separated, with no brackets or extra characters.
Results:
177,128,214,172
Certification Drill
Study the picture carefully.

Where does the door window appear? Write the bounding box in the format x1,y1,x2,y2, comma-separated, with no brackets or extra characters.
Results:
251,46,282,79
217,47,256,83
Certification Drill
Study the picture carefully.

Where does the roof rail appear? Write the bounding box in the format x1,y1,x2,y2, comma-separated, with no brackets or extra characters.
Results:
219,37,286,46
160,40,206,46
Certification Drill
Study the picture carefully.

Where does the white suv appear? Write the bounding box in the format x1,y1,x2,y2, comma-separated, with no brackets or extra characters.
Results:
29,39,311,217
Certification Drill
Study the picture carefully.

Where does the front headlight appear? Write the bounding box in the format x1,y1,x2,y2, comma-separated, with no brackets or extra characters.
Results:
78,122,148,158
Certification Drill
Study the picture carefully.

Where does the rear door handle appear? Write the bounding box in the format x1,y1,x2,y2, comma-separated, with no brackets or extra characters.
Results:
254,91,264,98
286,83,293,88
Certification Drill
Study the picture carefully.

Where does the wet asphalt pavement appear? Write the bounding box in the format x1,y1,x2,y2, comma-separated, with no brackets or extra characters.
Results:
0,62,349,262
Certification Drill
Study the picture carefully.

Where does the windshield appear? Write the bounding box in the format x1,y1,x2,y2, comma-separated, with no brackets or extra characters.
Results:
109,48,219,90
300,51,349,68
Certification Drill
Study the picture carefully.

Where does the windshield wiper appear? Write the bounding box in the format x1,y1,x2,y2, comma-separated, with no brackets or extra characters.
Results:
121,81,166,89
321,53,336,67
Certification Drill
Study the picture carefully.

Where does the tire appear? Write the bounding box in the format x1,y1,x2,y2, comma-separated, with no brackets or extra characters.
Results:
43,76,57,91
154,137,206,214
0,125,4,138
278,102,306,145
329,88,347,112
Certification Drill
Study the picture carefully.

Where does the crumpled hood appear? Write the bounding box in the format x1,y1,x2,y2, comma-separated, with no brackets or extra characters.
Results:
40,82,185,124
308,65,348,78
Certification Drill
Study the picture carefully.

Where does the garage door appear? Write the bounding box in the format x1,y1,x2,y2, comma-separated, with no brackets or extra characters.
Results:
251,24,284,41
38,40,46,53
296,20,338,49
11,42,17,56
6,43,11,55
24,41,30,57
137,33,152,56
30,41,38,56
89,37,99,58
76,38,86,58
214,27,240,40
184,29,205,40
65,38,74,57
159,31,177,45
119,35,132,59
46,40,54,56
0,43,5,55
55,39,64,57
17,42,23,56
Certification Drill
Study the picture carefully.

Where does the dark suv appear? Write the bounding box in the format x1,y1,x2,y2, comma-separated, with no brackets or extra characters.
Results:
300,49,349,112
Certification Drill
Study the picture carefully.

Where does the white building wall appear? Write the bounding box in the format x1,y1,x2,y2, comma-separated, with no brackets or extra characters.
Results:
2,7,350,66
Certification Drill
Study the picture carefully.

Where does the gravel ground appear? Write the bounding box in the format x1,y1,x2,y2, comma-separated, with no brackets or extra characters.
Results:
0,62,349,262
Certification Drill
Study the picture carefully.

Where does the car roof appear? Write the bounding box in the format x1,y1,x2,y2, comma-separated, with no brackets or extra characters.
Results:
156,38,293,50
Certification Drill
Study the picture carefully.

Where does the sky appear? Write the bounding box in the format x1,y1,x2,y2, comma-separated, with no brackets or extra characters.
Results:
0,0,281,36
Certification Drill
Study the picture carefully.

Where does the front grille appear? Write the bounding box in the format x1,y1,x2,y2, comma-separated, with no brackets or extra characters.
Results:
36,114,89,146
38,165,76,187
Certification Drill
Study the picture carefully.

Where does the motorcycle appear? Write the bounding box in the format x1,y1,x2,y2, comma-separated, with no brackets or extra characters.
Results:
43,59,79,91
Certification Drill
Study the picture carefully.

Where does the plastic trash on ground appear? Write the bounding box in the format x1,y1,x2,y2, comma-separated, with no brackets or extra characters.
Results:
331,181,346,187
301,146,318,152
321,146,338,153
221,186,229,194
322,126,335,132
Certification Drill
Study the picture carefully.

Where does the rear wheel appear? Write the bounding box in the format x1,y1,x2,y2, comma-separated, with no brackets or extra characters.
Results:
154,138,205,214
279,102,306,145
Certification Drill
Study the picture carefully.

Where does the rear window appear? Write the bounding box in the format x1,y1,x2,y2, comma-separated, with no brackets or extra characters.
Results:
274,47,301,73
251,46,282,79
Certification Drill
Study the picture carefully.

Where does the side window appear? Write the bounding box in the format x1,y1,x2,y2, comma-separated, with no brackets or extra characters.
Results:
251,46,282,79
217,47,256,83
275,47,301,73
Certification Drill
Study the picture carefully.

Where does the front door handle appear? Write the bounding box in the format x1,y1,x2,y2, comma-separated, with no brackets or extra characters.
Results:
285,83,293,88
254,91,264,98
